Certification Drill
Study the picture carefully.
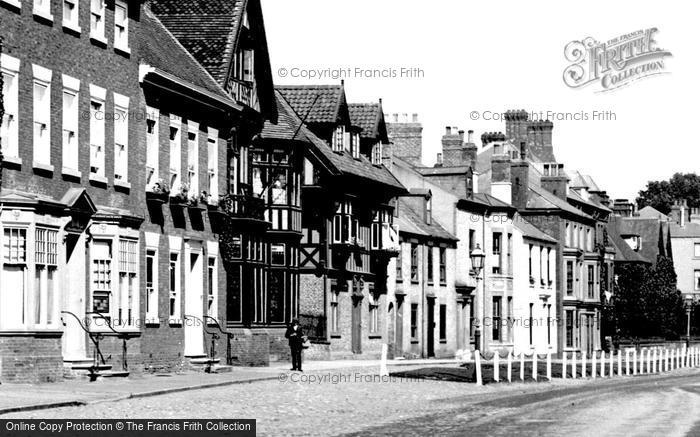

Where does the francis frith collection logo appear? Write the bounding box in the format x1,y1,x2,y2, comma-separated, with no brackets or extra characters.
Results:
563,28,672,92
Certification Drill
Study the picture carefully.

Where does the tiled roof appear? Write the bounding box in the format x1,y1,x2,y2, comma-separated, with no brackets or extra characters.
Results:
275,92,405,190
516,215,557,243
276,85,345,125
617,217,667,262
526,183,593,220
397,198,457,242
472,193,514,209
149,0,246,84
670,222,700,238
638,206,669,220
568,189,612,213
138,9,234,102
348,103,381,138
259,90,304,140
607,217,651,263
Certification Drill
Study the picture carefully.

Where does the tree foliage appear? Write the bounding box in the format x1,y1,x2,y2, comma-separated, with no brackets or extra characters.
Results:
636,173,700,215
612,256,686,339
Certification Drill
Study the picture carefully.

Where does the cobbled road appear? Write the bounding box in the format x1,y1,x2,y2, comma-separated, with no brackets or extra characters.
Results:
6,367,700,436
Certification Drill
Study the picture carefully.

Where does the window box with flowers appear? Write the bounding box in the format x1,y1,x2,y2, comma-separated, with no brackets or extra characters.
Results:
146,178,170,203
170,182,190,206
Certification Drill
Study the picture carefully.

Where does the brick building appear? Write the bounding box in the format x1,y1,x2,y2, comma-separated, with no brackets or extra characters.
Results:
0,0,145,382
0,0,287,382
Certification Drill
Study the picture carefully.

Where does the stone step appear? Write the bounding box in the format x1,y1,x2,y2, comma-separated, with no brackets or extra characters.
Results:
190,357,220,365
99,370,130,378
71,363,113,371
210,364,233,374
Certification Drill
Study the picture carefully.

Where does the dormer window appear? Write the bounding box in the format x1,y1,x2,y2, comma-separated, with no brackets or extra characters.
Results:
350,132,360,159
332,125,345,153
234,49,254,82
371,142,382,165
425,197,432,225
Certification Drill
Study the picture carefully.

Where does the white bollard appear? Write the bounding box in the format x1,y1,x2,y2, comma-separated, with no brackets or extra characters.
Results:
475,351,483,386
592,351,597,379
666,348,670,371
618,350,623,377
653,349,658,373
494,351,500,382
507,352,512,383
600,351,606,377
648,348,652,373
633,349,638,375
532,353,538,381
609,350,614,377
581,351,587,378
563,351,568,380
379,343,389,376
572,351,577,379
626,349,631,376
520,353,525,381
547,353,552,381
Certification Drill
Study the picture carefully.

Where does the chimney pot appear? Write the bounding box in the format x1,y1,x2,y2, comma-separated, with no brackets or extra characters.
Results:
446,126,451,135
458,130,465,140
467,130,474,143
412,113,418,122
436,153,443,165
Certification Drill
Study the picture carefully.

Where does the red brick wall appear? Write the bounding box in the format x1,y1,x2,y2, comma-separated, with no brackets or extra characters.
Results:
0,334,63,383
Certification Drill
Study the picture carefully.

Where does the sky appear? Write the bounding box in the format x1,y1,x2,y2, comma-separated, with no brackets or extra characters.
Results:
260,0,699,201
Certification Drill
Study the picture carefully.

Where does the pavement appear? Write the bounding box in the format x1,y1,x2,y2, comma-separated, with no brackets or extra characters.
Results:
0,358,459,415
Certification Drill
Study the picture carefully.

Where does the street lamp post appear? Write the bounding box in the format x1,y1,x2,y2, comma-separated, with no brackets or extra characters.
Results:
470,244,485,352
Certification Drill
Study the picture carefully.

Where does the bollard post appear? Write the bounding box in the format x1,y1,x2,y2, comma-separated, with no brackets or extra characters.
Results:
475,351,483,386
609,350,614,377
647,348,652,373
641,349,646,374
592,351,597,379
666,348,670,372
563,351,568,380
618,350,623,377
507,352,512,383
633,349,638,375
547,353,552,381
600,351,605,377
520,353,525,381
581,351,587,378
571,351,577,379
380,343,389,376
532,352,538,382
494,351,500,383
626,349,630,376
652,349,657,373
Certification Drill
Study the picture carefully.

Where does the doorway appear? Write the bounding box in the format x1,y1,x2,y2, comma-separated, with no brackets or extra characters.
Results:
351,296,362,354
184,248,204,357
427,298,435,357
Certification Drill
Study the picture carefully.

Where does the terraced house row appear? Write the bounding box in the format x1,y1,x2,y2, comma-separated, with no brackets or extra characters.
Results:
1,0,618,383
0,0,403,382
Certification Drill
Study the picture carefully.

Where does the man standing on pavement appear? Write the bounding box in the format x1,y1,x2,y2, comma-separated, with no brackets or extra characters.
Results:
285,319,304,371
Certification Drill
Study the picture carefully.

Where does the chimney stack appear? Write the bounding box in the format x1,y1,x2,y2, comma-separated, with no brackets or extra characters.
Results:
467,129,474,144
540,163,568,201
435,153,443,167
613,199,635,217
510,142,530,209
488,132,512,204
386,113,423,166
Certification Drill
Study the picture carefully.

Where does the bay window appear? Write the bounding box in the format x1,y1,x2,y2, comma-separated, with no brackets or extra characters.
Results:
1,228,27,329
34,228,58,327
371,142,382,165
33,64,52,167
117,239,137,327
1,54,20,160
62,75,80,173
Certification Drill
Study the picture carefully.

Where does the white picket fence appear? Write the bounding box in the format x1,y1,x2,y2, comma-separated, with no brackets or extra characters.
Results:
468,346,700,386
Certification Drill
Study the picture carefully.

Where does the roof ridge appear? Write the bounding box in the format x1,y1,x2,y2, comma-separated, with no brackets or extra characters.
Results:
144,7,234,100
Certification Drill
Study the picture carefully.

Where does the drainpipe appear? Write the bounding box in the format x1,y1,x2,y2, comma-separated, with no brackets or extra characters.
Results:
421,243,426,358
481,208,487,352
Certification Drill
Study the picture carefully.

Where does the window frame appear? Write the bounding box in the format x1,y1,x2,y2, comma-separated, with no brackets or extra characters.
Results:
1,54,20,161
113,93,130,184
90,0,106,43
62,0,80,32
113,0,130,52
32,64,53,168
89,84,106,179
